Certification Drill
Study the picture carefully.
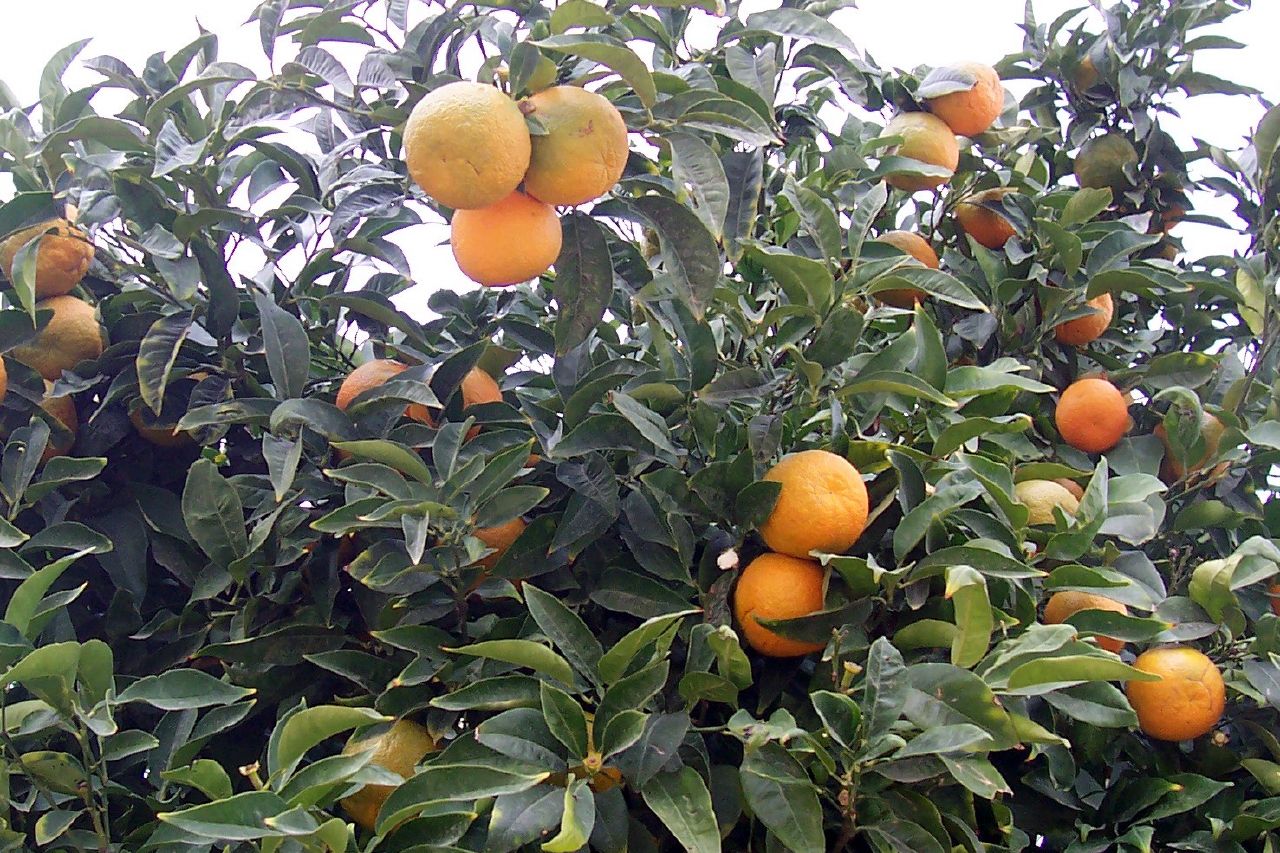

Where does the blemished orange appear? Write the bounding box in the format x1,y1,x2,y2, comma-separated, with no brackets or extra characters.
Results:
1126,647,1225,741
758,449,869,559
882,113,959,192
924,62,1004,137
956,187,1019,249
874,231,939,308
0,219,94,299
521,86,629,206
473,516,526,572
1054,292,1114,346
1074,133,1139,193
340,719,436,831
1055,376,1130,453
403,81,531,210
335,359,431,423
450,191,562,286
733,553,827,657
11,295,104,381
1043,590,1129,654
39,382,76,464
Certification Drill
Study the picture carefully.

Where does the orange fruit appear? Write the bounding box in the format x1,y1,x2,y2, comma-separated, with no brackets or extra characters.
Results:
0,358,6,405
11,295,105,381
39,382,76,464
1074,133,1139,193
882,112,959,192
956,187,1019,249
1126,647,1225,741
1055,376,1130,453
335,359,431,423
1270,582,1280,617
403,81,531,210
130,407,195,449
0,220,94,299
340,719,436,831
874,231,938,307
1155,411,1226,480
1043,590,1129,653
473,516,526,572
450,191,562,286
733,552,827,657
1014,480,1080,526
758,449,869,559
1054,292,1114,346
521,86,629,206
457,367,502,440
923,62,1004,137
1073,55,1101,91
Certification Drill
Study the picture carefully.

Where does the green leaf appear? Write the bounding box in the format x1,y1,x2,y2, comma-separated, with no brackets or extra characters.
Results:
631,195,721,319
740,742,824,853
379,763,549,832
598,610,697,683
117,670,255,710
269,705,388,781
840,370,959,408
431,676,543,712
946,566,993,669
543,778,594,852
749,245,832,310
669,131,730,240
182,459,249,569
641,767,721,853
553,212,614,355
446,640,576,687
4,548,92,639
740,8,856,51
162,760,234,801
330,439,434,485
533,34,656,107
253,292,311,400
524,585,604,685
159,791,291,840
540,682,589,759
1005,655,1158,693
1061,187,1112,227
896,723,990,759
137,312,193,415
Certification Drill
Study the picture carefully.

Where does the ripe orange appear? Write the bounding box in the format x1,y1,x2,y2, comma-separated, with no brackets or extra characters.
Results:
473,516,526,572
450,191,562,286
923,62,1004,137
733,552,827,657
1043,590,1129,653
0,219,94,299
956,187,1019,249
1055,376,1130,453
403,82,531,210
39,383,77,464
1014,479,1080,526
1054,292,1114,346
874,231,938,307
457,367,502,440
11,295,105,381
1126,647,1225,741
882,113,959,192
1155,411,1226,480
1074,133,1139,193
758,449,868,559
1270,582,1280,617
335,359,431,423
340,719,436,831
521,86,629,206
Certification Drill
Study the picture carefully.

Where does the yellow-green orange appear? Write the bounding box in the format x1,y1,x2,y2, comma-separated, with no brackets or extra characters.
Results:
340,719,436,831
1074,133,1139,193
1126,647,1225,741
1155,411,1226,480
733,553,827,657
11,295,104,381
758,449,868,559
522,86,629,206
1014,479,1080,526
882,112,959,192
0,219,94,299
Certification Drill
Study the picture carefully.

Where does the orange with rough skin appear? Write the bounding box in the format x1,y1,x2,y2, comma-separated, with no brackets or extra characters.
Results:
758,449,868,559
0,220,94,299
924,62,1004,137
39,382,76,464
521,85,629,206
956,188,1019,249
1155,411,1226,480
874,231,938,307
403,81,531,210
340,719,436,832
1043,590,1129,654
882,112,959,192
10,295,105,381
1055,376,1130,453
733,552,827,657
1054,292,1114,346
473,516,526,572
1126,647,1225,741
335,359,431,423
450,191,562,286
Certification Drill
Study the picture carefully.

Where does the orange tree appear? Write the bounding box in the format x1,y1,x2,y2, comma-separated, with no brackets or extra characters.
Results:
1,0,1280,850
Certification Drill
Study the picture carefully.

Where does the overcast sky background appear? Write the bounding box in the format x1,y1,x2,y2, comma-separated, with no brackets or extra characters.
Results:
1,0,1277,317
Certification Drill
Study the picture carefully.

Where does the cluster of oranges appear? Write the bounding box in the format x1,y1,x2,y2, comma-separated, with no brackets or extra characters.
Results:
402,80,629,287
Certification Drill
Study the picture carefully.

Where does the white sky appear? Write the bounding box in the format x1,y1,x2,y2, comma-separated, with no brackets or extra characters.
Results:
1,0,1277,318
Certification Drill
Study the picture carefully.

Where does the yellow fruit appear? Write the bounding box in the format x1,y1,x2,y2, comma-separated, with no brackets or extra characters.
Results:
1074,133,1139,193
450,191,562,286
403,81,531,210
875,231,938,307
522,86,629,206
924,62,1004,137
335,359,431,423
1043,590,1128,653
882,112,959,192
758,449,869,559
11,295,105,381
1126,647,1225,741
340,719,436,832
956,187,1019,249
733,552,827,657
130,407,194,448
1155,411,1226,480
0,220,93,299
1055,376,1130,453
39,382,76,464
1054,293,1114,346
474,516,526,572
1014,479,1080,526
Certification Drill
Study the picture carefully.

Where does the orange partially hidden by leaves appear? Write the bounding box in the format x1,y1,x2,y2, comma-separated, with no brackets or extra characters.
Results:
335,359,431,423
874,231,938,307
1043,590,1129,653
758,449,869,559
1073,55,1101,91
130,407,194,448
1126,647,1225,741
521,85,629,206
11,295,105,381
956,187,1019,249
1055,376,1130,453
1074,133,1139,193
1270,582,1280,617
450,191,562,286
458,366,502,439
923,62,1004,137
340,719,436,832
882,112,959,192
1155,411,1226,480
473,516,526,572
1054,292,1114,346
733,552,827,657
0,358,6,405
0,219,94,299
